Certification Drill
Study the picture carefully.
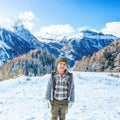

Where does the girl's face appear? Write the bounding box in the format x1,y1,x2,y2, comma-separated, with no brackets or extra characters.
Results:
57,62,67,73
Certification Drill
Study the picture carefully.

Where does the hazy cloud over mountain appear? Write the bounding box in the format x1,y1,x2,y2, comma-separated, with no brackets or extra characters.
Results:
0,12,120,38
101,21,120,37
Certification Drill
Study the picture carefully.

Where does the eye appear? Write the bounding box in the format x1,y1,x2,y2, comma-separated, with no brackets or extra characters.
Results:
60,62,62,65
63,63,66,66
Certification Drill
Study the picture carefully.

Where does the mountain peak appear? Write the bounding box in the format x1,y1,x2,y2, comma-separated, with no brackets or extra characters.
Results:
79,29,117,40
12,23,44,48
13,22,31,38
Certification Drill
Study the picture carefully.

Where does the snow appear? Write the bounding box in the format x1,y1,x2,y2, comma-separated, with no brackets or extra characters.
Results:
0,60,4,67
37,29,117,43
0,41,11,61
0,41,11,50
0,72,120,120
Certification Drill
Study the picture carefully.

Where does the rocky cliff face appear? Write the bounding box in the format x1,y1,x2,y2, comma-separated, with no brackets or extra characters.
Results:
73,39,120,72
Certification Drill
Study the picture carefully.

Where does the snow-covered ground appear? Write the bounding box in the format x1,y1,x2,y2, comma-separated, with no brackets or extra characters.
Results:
0,72,120,120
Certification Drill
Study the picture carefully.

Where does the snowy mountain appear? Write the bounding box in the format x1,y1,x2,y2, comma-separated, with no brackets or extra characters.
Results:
0,24,118,67
38,30,117,67
13,23,45,48
0,25,47,66
0,72,120,120
0,28,33,64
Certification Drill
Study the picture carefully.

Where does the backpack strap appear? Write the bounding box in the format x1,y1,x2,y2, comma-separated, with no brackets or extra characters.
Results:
51,71,56,96
66,72,73,98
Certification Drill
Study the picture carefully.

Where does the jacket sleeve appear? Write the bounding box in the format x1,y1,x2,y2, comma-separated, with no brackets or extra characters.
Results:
70,74,75,102
45,76,52,100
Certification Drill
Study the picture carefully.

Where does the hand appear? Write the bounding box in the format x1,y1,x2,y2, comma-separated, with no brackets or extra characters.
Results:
46,100,51,109
68,102,73,109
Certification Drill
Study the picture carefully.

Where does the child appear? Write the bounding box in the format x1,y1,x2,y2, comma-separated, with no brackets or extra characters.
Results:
45,56,75,120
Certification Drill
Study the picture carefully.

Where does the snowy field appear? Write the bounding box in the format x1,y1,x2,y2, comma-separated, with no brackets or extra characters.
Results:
0,72,120,120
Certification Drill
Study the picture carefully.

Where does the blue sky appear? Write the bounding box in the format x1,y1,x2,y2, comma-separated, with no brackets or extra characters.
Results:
0,0,120,37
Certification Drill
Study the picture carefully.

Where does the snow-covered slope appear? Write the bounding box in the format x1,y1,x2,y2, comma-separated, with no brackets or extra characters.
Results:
0,72,120,120
13,23,45,48
0,28,33,63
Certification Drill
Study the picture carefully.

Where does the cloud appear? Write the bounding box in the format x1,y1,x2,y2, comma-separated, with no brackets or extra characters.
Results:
16,11,38,31
77,26,99,33
1,13,120,38
101,21,120,37
0,12,38,31
0,14,12,29
38,24,75,37
17,11,35,21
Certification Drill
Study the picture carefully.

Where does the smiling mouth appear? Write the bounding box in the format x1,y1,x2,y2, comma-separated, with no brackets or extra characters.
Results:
60,67,64,69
